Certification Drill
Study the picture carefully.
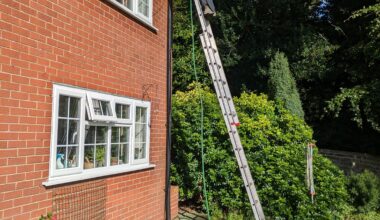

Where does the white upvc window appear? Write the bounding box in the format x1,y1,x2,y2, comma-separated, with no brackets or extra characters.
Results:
112,0,153,24
45,84,153,186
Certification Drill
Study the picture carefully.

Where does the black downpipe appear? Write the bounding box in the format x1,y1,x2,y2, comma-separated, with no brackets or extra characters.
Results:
165,0,173,219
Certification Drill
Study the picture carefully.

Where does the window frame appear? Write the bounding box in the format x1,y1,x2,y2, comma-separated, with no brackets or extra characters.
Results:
86,92,117,122
135,0,153,23
114,98,134,124
109,124,132,167
49,85,86,178
46,84,153,186
132,100,151,165
107,0,155,27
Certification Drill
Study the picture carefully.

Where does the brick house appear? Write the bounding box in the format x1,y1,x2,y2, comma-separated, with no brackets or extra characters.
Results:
0,0,177,219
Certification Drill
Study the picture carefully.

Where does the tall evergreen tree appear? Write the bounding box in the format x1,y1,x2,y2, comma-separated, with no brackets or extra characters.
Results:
268,52,304,118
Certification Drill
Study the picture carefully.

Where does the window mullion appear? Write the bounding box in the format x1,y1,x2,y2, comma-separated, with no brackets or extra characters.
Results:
107,126,111,167
94,126,97,169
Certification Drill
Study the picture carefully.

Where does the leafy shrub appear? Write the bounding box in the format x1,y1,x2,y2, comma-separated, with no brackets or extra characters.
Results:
346,212,380,220
347,170,380,213
171,84,349,218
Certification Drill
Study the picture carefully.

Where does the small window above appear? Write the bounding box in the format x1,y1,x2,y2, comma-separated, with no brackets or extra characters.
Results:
107,0,154,28
137,0,150,18
116,0,133,10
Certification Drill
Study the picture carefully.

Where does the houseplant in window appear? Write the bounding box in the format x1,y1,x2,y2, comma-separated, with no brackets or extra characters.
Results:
95,147,106,167
84,147,94,169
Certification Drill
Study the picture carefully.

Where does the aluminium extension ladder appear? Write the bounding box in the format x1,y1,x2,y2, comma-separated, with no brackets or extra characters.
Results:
193,1,265,219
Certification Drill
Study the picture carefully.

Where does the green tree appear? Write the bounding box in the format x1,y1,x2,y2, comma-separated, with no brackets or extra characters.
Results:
324,1,380,132
171,85,349,218
268,52,304,118
347,170,380,213
172,0,210,91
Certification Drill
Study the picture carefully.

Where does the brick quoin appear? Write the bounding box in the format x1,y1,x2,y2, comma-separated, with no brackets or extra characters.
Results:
0,0,177,219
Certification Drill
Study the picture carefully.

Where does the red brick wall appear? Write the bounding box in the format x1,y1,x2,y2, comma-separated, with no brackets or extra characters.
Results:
170,185,178,219
0,0,172,219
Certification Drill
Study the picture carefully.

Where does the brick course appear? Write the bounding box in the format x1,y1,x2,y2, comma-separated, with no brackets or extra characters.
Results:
0,0,174,219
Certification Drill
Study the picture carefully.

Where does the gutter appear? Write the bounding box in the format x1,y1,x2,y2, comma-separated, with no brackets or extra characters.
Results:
165,0,173,219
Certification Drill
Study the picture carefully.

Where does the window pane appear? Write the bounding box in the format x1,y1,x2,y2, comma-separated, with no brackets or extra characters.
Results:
69,97,80,118
126,0,133,10
136,107,147,123
116,103,130,119
115,104,122,119
68,120,79,144
85,126,95,144
135,124,146,143
135,107,141,122
101,101,112,116
56,147,66,169
138,0,149,17
93,99,102,115
59,95,69,117
67,146,78,168
120,127,129,143
95,145,106,168
96,126,107,143
93,99,112,116
140,108,147,123
111,127,130,165
84,145,94,169
134,143,146,160
111,144,118,166
111,127,120,143
57,119,67,145
120,143,128,164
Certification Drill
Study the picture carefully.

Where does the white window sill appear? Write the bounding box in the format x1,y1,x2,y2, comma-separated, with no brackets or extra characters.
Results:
106,0,158,32
42,163,155,187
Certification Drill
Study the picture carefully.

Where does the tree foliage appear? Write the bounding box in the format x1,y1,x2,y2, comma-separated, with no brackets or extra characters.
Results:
324,1,380,132
267,52,304,118
171,85,349,218
172,0,210,91
347,170,380,213
172,0,380,152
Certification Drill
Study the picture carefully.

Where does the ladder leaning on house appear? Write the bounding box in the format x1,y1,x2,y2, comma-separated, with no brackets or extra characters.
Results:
193,1,266,219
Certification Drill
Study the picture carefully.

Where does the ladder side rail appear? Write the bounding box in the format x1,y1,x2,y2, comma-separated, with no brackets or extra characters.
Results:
199,34,236,125
200,30,265,220
194,1,265,219
200,36,261,220
192,0,239,124
193,1,239,123
203,22,239,123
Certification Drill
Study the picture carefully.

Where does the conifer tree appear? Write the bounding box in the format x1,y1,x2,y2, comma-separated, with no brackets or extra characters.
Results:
268,52,304,118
